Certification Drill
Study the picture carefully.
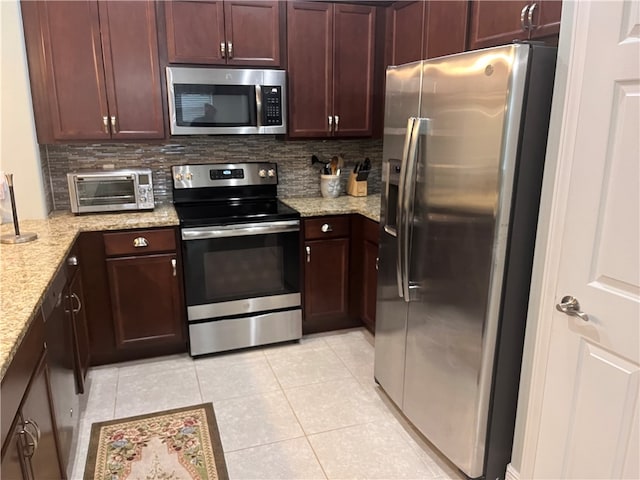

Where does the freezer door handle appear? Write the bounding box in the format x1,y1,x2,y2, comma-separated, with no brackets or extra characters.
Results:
396,117,416,299
400,117,430,303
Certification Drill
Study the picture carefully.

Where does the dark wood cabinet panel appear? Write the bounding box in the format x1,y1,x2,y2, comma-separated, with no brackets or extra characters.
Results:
67,270,90,395
165,1,226,64
164,0,283,66
468,1,530,50
385,1,425,66
21,0,164,142
1,315,63,480
224,1,283,66
287,1,333,137
333,4,376,137
287,1,377,138
468,1,561,50
107,253,185,350
98,1,165,139
22,1,110,142
423,1,469,59
362,239,378,332
349,215,379,333
104,228,177,256
303,238,351,333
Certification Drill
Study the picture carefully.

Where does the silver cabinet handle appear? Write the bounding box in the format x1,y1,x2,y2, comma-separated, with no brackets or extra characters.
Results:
102,115,109,134
334,115,339,132
305,245,311,263
328,115,333,132
228,41,233,58
556,295,589,322
375,256,379,271
67,255,79,266
520,4,530,30
321,223,332,233
110,115,117,133
220,42,226,58
133,237,148,248
527,3,538,29
71,292,82,314
171,258,177,277
20,419,41,458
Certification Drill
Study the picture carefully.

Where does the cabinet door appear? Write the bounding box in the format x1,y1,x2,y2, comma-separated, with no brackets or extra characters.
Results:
304,238,349,332
332,4,376,137
67,272,90,395
468,1,530,50
98,1,165,139
1,418,27,480
20,358,64,480
107,253,185,350
224,1,282,66
31,1,111,141
287,1,333,137
423,1,469,59
529,0,562,39
165,1,226,64
385,2,425,67
362,239,378,332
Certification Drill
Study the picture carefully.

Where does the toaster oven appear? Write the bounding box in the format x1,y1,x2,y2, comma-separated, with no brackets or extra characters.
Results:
67,168,154,213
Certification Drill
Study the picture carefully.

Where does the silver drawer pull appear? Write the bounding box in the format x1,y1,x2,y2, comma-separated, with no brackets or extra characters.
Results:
133,237,148,248
306,245,311,263
171,258,177,277
321,223,332,233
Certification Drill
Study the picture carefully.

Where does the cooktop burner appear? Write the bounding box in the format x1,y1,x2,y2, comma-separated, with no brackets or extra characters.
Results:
175,199,299,227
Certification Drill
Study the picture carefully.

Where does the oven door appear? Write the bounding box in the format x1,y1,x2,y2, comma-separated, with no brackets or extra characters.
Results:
181,220,301,321
70,175,138,213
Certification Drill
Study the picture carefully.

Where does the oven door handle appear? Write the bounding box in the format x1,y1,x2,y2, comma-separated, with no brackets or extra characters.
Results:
181,220,300,240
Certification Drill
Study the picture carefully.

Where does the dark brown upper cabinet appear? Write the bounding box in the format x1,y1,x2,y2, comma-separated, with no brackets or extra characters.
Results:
21,1,164,143
386,1,468,67
287,2,376,138
468,1,562,50
164,1,284,67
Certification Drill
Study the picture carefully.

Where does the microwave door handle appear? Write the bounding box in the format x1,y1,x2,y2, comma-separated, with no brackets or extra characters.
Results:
396,117,415,299
401,117,430,303
256,85,263,129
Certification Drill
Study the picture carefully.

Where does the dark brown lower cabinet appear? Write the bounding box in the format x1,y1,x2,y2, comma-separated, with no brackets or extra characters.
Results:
1,314,63,480
106,253,184,350
349,215,379,333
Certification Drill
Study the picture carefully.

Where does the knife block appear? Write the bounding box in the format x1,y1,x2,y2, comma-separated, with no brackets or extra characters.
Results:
347,172,367,197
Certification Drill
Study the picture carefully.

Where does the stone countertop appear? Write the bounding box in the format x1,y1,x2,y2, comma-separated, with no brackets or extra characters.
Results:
281,194,381,222
0,205,178,379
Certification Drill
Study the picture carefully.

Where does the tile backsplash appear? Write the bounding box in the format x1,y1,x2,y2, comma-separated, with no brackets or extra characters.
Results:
41,136,383,211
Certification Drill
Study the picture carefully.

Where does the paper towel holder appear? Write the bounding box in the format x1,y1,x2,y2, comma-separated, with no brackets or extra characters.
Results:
1,173,38,244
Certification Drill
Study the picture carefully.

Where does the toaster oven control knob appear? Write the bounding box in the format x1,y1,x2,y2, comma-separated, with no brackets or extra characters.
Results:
259,169,267,178
175,173,184,181
267,169,275,178
185,172,193,180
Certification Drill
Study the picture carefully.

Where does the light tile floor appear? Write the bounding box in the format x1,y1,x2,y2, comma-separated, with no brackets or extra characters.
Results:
70,328,465,479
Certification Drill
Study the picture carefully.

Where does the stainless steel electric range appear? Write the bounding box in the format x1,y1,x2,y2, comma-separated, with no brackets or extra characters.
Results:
172,162,301,356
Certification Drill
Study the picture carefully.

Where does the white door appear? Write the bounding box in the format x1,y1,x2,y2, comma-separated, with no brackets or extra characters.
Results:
532,1,640,478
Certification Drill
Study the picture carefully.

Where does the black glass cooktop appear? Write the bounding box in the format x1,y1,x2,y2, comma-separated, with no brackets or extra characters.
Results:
175,198,300,227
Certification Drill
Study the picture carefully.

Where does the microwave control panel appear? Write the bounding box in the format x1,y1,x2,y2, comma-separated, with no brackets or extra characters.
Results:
261,86,283,126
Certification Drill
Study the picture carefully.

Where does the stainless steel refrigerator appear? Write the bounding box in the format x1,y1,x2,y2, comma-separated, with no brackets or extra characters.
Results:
374,43,557,480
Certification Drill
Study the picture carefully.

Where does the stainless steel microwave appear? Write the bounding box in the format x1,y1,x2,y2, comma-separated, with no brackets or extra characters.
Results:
166,67,287,135
67,169,154,214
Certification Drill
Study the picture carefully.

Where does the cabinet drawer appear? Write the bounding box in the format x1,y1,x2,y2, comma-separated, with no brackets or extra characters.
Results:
305,216,350,240
104,228,176,256
362,217,379,244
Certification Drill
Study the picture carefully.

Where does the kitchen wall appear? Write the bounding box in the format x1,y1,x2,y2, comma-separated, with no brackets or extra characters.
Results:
43,136,383,211
0,0,48,221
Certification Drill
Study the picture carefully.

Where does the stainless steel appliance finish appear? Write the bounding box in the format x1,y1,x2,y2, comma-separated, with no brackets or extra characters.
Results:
166,67,287,135
67,168,154,213
375,44,557,480
188,310,302,356
173,162,302,356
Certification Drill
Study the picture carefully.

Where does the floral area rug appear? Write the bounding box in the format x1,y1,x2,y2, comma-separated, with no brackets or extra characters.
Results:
84,403,228,480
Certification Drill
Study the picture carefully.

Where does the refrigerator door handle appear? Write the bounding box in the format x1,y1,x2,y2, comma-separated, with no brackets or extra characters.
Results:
401,117,430,302
396,117,416,299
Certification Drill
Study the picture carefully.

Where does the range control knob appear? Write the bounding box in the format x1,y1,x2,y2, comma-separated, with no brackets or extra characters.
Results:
175,173,184,181
259,169,267,178
267,169,276,178
185,172,193,180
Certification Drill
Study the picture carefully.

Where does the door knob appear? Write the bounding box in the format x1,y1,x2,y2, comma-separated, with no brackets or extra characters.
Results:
556,295,589,322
